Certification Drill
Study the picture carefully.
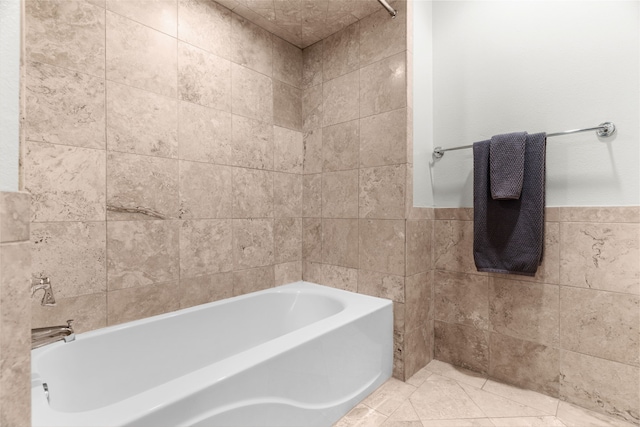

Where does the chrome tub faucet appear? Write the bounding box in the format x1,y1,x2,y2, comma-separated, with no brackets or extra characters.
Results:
32,320,75,350
31,277,56,306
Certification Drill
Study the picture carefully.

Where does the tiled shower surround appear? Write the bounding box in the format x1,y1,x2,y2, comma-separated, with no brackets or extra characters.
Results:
17,0,639,425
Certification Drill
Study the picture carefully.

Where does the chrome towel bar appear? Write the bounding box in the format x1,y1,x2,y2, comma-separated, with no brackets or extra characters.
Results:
433,121,616,158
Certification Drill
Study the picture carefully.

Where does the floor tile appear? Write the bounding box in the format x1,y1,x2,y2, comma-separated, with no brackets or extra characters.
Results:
490,416,566,426
381,400,423,427
556,401,638,427
334,404,388,427
459,382,546,418
405,367,433,387
362,378,417,416
483,379,559,415
410,374,486,420
425,359,488,388
421,419,495,426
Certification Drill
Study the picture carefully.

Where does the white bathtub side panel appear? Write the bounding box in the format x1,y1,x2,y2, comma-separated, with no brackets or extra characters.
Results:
128,305,393,427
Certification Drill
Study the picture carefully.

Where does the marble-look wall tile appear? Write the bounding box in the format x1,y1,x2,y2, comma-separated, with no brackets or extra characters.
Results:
360,52,406,118
274,126,304,173
560,350,639,425
394,302,406,379
179,273,233,309
178,101,233,165
107,152,179,220
178,0,230,59
559,206,640,223
231,63,273,123
322,219,358,268
25,60,105,149
275,261,302,286
106,81,178,158
433,220,478,274
302,85,323,132
0,192,30,243
406,219,431,276
274,172,302,218
435,208,474,221
359,164,406,220
560,222,639,295
233,218,274,269
107,281,179,325
434,321,490,374
107,220,180,290
322,71,359,126
406,271,432,332
179,161,233,219
560,287,639,366
489,332,559,397
273,81,302,131
302,40,322,89
357,270,404,303
106,11,177,97
179,219,233,277
322,22,359,82
489,278,559,346
322,264,358,293
233,265,275,296
31,292,107,334
405,327,432,381
303,261,323,284
303,129,323,174
322,169,359,218
231,115,273,169
273,36,302,88
359,219,405,276
434,271,489,330
274,218,302,263
26,141,106,222
26,0,106,77
231,13,273,76
232,168,273,218
106,0,177,36
302,218,322,262
0,241,31,426
178,42,231,112
358,1,406,67
360,108,407,168
322,120,359,172
31,221,106,298
302,174,322,217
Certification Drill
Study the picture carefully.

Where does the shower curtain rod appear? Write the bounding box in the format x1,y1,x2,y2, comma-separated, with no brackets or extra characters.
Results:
433,121,616,158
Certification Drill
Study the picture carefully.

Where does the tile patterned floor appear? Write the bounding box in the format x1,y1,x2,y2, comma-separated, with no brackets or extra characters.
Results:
334,360,637,427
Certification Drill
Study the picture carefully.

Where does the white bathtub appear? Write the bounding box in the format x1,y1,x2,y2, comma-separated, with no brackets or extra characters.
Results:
31,281,393,427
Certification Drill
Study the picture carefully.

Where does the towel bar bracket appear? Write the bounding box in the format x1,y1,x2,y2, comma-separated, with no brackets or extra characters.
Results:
433,121,616,159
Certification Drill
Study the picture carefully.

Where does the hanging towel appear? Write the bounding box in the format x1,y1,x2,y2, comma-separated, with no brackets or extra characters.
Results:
490,132,527,200
473,132,546,276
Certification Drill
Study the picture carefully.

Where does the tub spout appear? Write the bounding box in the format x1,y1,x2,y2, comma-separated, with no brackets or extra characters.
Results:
32,320,75,349
31,277,56,306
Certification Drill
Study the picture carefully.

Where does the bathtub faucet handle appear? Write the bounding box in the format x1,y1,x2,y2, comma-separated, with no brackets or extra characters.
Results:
31,277,56,306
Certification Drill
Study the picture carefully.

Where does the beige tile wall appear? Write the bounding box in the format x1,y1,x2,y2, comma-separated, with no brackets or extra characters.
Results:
0,192,32,426
300,0,434,381
24,0,304,332
432,206,640,425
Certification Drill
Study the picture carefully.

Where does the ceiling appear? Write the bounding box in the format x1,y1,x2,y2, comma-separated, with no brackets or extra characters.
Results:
213,0,396,49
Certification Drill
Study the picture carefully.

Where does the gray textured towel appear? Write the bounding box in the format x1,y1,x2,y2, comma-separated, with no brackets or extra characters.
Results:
473,132,546,276
490,132,527,200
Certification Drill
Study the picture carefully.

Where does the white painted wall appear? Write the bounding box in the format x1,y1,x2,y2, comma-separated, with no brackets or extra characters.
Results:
412,0,434,207
415,0,639,207
0,0,22,192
